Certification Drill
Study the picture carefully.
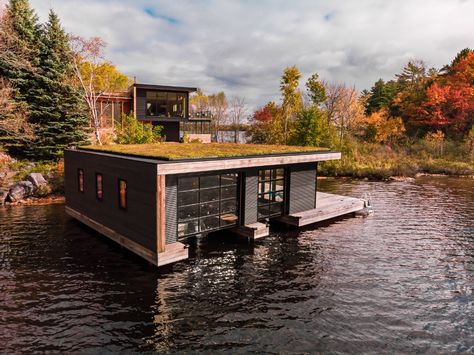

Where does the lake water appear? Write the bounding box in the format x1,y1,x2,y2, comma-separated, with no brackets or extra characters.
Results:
1,177,473,353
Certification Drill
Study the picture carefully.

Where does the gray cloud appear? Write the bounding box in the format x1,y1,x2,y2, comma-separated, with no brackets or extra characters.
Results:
31,0,474,109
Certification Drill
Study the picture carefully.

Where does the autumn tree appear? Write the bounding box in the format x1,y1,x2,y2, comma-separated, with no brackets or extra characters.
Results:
392,60,437,134
305,73,326,107
278,65,302,144
208,91,228,140
228,96,246,143
419,52,474,136
354,108,405,144
70,36,113,144
247,102,278,144
323,82,364,142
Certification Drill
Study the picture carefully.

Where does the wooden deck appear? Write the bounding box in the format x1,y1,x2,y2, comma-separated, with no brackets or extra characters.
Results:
277,192,366,227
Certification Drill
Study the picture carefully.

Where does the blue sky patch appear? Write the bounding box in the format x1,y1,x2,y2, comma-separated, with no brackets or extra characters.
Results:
144,7,179,24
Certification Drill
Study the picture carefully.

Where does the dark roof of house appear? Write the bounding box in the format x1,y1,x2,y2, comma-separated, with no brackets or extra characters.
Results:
132,83,198,92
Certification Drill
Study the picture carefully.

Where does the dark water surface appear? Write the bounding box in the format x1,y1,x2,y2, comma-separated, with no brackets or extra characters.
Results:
1,177,473,353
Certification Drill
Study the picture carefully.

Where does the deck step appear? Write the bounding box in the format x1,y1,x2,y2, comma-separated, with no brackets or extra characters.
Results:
231,222,269,240
278,192,366,227
158,242,189,266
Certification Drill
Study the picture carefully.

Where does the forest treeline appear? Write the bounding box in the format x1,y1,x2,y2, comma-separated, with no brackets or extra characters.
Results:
246,52,474,178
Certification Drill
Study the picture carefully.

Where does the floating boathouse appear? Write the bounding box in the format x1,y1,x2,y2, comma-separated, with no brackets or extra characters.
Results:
65,143,365,267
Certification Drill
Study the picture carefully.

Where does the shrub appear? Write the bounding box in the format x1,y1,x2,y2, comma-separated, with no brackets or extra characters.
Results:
114,114,163,144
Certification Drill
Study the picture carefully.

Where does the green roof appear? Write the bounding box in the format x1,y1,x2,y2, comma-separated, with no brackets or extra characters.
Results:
79,143,328,161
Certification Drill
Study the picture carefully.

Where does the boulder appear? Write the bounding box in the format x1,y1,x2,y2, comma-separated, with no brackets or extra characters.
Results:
0,190,7,205
8,181,34,202
27,172,47,189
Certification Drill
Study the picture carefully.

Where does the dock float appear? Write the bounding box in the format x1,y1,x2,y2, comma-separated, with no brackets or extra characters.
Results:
277,192,366,227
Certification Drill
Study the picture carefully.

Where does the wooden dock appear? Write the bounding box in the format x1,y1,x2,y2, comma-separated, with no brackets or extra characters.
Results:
277,192,366,227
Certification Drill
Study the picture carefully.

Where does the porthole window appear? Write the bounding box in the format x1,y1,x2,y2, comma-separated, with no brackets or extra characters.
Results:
118,179,127,209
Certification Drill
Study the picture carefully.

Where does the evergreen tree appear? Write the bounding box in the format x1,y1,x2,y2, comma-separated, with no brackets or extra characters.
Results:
29,10,89,159
0,0,40,153
0,0,40,103
364,79,398,115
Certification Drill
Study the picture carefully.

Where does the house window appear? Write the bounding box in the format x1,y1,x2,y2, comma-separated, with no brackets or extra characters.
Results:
118,179,127,209
78,169,84,193
146,91,186,118
258,168,285,221
177,173,239,238
96,173,103,200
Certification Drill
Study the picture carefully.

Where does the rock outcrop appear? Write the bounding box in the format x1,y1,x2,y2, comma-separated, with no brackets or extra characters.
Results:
8,181,35,202
27,173,48,189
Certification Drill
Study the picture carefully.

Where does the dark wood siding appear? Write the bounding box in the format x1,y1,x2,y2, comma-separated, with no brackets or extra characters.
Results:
165,175,178,244
64,150,158,253
135,88,147,119
288,163,317,214
160,121,180,142
243,169,258,224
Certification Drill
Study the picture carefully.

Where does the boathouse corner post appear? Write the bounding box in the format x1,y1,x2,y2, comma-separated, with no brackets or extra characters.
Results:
156,173,166,256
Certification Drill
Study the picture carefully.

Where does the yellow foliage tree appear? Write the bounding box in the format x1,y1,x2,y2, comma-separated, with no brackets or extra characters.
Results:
355,108,405,144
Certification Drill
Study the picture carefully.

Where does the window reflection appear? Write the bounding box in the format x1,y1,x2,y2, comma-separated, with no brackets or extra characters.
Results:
177,173,239,238
258,168,285,221
146,91,186,118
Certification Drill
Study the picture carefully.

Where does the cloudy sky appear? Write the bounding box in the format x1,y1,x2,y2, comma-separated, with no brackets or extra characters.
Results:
28,0,474,108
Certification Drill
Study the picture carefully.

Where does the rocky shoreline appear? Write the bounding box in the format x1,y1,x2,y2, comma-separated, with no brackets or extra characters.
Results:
0,171,58,206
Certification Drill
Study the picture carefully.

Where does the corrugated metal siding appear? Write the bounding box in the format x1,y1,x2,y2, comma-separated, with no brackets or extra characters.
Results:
165,175,177,244
289,163,317,214
244,169,258,224
135,88,146,119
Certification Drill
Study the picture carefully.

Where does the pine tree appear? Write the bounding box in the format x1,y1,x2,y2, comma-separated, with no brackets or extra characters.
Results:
29,10,89,159
0,0,40,103
0,0,40,153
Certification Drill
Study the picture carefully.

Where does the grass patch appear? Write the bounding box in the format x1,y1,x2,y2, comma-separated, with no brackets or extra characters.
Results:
79,142,328,160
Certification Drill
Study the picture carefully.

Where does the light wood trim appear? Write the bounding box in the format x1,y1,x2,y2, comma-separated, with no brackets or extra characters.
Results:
156,174,166,254
66,206,157,265
133,86,137,118
157,152,341,175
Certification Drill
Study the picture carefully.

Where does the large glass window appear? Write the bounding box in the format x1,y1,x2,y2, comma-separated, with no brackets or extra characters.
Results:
258,168,285,221
146,91,186,118
177,173,239,238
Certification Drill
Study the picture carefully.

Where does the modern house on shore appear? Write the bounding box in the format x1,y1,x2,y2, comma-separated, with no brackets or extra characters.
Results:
96,83,212,142
65,141,367,267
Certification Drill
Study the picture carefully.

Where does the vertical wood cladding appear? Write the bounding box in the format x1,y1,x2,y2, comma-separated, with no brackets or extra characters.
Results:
135,88,146,119
165,175,178,244
288,163,317,214
64,150,158,253
243,169,258,224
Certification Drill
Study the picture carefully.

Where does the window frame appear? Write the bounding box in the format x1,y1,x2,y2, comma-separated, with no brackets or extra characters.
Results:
257,168,285,221
146,91,187,118
118,178,127,210
176,173,239,238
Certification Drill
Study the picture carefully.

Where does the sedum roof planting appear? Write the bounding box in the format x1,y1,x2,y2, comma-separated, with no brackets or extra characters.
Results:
79,143,328,161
